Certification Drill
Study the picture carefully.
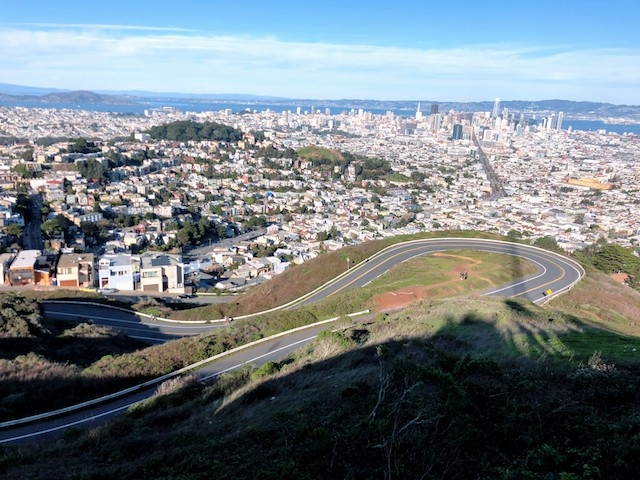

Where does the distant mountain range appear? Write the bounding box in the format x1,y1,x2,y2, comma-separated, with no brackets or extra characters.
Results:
0,82,639,119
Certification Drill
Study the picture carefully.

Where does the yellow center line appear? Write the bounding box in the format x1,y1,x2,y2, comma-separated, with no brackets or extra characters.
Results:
512,256,566,298
326,244,437,297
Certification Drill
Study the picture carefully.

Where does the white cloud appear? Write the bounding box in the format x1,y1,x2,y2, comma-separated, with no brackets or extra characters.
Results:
1,24,639,103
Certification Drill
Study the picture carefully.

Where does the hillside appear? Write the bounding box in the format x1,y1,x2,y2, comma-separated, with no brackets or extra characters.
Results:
2,292,640,479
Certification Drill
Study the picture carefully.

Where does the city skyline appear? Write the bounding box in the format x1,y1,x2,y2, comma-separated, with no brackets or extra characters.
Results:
2,1,640,104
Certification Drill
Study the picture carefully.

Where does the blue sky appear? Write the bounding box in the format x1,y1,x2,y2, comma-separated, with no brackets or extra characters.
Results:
2,0,640,103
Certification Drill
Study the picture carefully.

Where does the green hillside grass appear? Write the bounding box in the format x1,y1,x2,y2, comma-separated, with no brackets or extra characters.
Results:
3,295,640,479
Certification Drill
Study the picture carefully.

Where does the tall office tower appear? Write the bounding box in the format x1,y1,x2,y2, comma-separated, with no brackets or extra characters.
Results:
503,107,509,122
296,106,302,115
452,123,463,140
325,107,331,116
432,114,441,131
491,97,501,118
311,105,316,114
416,102,423,120
547,114,556,131
430,103,439,115
557,111,564,131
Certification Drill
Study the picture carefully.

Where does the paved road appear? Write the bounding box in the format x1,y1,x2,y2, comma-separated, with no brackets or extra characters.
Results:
297,238,583,307
0,323,331,445
1,238,584,444
22,193,43,250
42,303,221,344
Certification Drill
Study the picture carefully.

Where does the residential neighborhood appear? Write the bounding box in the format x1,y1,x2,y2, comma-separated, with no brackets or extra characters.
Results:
0,102,638,296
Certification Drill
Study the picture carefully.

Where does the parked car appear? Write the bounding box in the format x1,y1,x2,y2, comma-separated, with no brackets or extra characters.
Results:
97,287,118,294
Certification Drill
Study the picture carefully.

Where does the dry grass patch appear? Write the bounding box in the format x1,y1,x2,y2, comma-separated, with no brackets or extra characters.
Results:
552,271,640,334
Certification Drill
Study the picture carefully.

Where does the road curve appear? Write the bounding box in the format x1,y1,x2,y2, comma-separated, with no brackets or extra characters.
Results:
296,238,583,307
1,238,584,445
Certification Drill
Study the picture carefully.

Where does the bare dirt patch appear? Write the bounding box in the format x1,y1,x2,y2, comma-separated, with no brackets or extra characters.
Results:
611,272,630,284
372,253,484,311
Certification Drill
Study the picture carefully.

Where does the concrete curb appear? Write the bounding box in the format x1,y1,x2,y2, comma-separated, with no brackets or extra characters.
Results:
0,309,369,429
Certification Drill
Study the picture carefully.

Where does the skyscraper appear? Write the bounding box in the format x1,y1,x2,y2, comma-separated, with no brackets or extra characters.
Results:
430,103,439,115
452,124,463,140
491,97,501,119
416,102,423,120
557,112,564,131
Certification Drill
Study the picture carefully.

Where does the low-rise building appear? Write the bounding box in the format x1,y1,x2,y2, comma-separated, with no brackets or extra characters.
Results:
56,253,95,288
0,252,15,285
139,252,185,293
98,253,136,291
9,249,41,286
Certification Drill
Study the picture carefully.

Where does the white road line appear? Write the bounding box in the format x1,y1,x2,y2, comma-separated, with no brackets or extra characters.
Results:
0,405,131,444
0,335,318,444
199,335,317,381
45,312,195,330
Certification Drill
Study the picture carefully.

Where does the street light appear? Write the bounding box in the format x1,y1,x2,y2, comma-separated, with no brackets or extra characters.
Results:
346,257,350,271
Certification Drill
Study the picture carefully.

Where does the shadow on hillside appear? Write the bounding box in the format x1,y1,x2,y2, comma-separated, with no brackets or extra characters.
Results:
0,367,157,424
0,334,148,366
214,305,638,419
0,302,181,422
504,298,536,317
192,309,640,479
506,241,531,296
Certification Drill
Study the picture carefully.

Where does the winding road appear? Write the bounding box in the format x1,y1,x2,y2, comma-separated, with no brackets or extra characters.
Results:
0,238,584,444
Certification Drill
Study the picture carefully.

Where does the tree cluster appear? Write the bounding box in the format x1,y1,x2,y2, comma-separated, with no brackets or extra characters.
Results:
576,239,640,289
147,121,243,143
76,158,109,182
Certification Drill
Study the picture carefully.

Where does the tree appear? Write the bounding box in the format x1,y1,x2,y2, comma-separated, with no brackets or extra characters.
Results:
68,138,99,154
4,224,24,238
41,216,73,239
177,220,198,246
316,231,329,241
77,159,108,182
533,236,564,253
244,216,267,231
216,224,228,239
14,164,37,179
18,148,34,161
209,204,223,215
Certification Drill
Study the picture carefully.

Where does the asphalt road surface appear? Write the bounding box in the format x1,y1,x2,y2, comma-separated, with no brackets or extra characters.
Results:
296,238,583,307
0,238,584,445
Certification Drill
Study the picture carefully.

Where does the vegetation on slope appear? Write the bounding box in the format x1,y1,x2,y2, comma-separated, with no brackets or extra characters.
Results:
3,296,640,479
0,294,147,421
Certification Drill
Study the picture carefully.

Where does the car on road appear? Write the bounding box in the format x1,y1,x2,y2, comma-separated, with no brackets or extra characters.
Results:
177,293,195,299
97,288,118,294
